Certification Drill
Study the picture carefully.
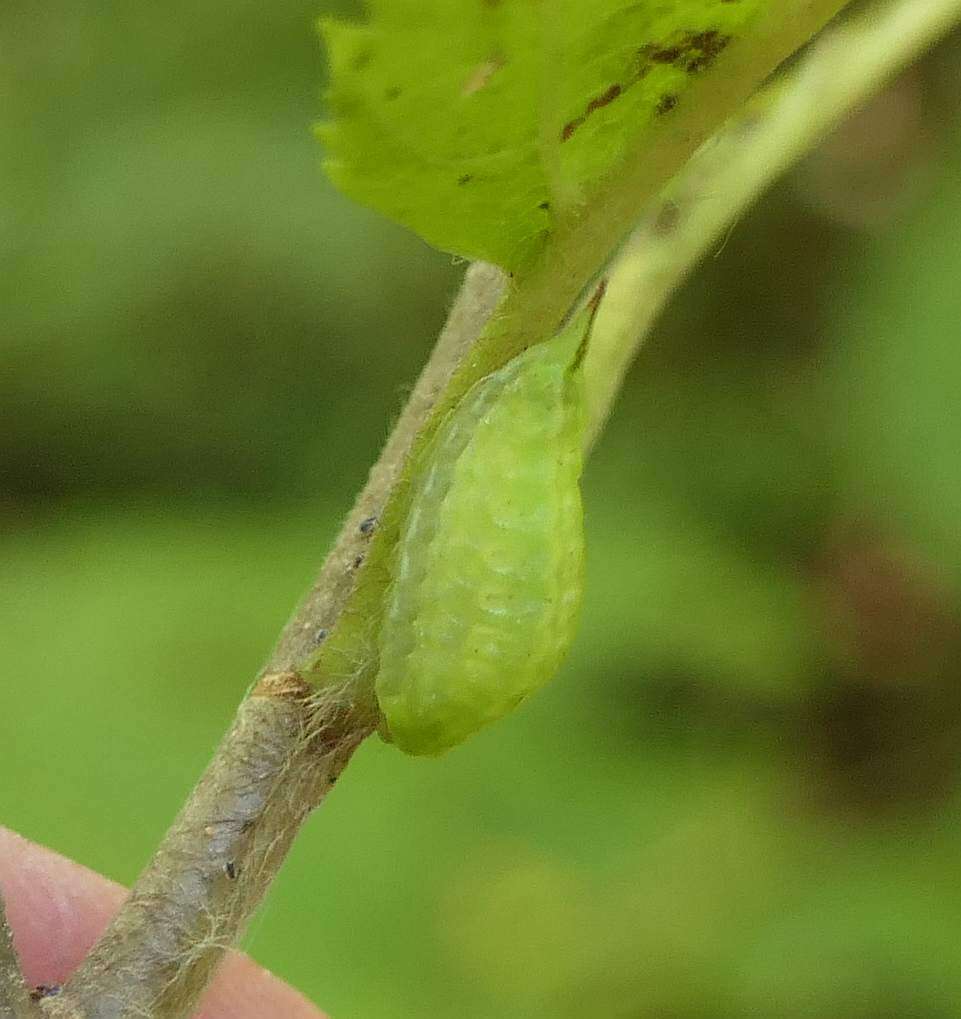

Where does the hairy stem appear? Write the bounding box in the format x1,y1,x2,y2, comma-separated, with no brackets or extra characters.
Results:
269,261,508,674
0,894,40,1018
45,677,370,1019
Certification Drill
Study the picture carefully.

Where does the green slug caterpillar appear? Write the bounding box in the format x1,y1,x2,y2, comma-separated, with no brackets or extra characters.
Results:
375,289,602,756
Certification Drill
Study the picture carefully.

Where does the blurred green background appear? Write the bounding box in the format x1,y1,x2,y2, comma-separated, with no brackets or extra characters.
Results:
4,4,961,1016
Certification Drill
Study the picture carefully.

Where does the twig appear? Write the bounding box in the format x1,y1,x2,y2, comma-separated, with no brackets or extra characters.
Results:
0,891,41,1018
268,262,508,674
45,677,369,1019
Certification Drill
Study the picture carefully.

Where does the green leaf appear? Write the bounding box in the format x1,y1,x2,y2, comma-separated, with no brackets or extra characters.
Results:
318,0,846,272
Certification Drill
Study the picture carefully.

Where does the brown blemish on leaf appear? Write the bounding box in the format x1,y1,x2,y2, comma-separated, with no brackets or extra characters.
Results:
462,57,504,97
588,83,622,113
538,200,551,211
656,93,678,115
636,28,732,78
385,85,401,100
458,174,473,186
648,45,683,64
560,82,623,141
685,30,731,72
558,27,731,142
